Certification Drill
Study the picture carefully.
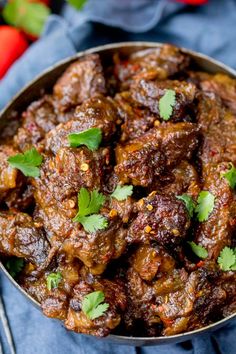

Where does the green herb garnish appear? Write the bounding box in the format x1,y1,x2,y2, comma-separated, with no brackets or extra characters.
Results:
177,194,195,218
5,258,24,278
221,163,236,189
8,147,43,178
46,272,63,291
188,241,208,259
159,89,176,121
217,247,236,271
195,191,215,222
111,185,133,201
73,187,108,233
67,0,88,10
68,128,102,151
76,215,108,233
82,291,109,320
3,0,50,37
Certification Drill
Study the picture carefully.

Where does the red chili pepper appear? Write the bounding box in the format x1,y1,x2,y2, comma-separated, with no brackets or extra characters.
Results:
29,0,51,5
174,0,208,4
0,26,28,79
196,260,205,268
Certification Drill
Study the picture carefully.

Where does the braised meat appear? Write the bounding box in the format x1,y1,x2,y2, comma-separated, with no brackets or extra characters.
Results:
130,79,196,121
65,277,126,336
1,45,235,338
14,96,59,152
190,71,236,114
195,163,236,260
0,211,50,267
115,122,199,186
45,95,117,154
128,193,190,247
197,92,236,166
114,91,157,141
53,54,106,112
114,45,189,89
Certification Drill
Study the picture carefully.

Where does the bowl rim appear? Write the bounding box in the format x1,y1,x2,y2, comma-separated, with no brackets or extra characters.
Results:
1,41,236,344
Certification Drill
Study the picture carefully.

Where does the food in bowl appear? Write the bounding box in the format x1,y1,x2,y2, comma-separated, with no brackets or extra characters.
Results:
0,44,235,338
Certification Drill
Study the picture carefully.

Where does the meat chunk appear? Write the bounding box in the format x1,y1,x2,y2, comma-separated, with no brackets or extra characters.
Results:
115,122,199,186
34,147,110,207
109,195,134,223
53,54,106,112
190,71,236,114
45,96,117,154
14,96,59,152
155,269,226,335
61,216,127,275
126,265,226,336
114,91,156,141
4,185,34,211
149,161,200,198
32,146,110,243
65,278,126,336
0,211,50,267
0,145,19,196
131,79,196,121
132,244,176,282
0,145,33,211
128,193,190,247
197,93,236,166
114,45,189,89
195,163,236,260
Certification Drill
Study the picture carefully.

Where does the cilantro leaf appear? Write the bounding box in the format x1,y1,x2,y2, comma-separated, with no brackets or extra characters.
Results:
217,247,236,271
8,147,43,177
73,188,107,232
221,163,236,189
67,0,88,10
82,291,109,320
3,0,50,37
177,194,195,218
68,128,102,151
76,215,108,233
5,258,24,278
111,185,133,201
46,272,63,291
188,241,208,259
159,89,176,121
195,191,215,222
73,188,106,218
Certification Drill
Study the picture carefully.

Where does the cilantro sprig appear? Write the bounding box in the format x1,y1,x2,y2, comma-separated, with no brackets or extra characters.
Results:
68,128,102,151
195,191,215,222
5,258,24,278
221,163,236,189
8,147,43,178
46,272,63,291
82,291,109,320
159,89,176,121
217,247,236,271
188,241,208,259
177,191,215,222
73,188,108,233
177,194,196,218
111,185,133,201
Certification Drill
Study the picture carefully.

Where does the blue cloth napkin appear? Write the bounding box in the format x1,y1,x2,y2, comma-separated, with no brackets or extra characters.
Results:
1,0,236,353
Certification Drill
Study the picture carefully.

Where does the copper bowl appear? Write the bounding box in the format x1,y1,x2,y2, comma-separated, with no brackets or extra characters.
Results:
0,42,236,346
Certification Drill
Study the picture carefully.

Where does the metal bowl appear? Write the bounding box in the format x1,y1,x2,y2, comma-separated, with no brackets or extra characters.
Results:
0,42,236,346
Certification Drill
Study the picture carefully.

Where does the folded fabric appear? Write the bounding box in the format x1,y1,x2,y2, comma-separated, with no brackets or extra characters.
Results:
2,0,236,111
1,1,236,354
